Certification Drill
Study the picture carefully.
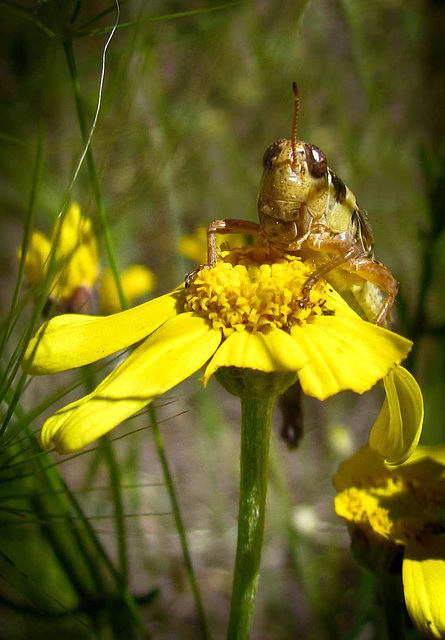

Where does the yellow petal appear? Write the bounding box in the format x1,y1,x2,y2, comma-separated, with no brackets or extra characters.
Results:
19,230,51,287
24,289,183,375
100,265,156,315
71,242,98,287
403,538,445,639
369,366,423,464
332,445,387,492
201,327,308,386
55,242,99,299
49,204,99,298
40,313,220,453
291,316,412,400
403,444,445,468
52,203,85,254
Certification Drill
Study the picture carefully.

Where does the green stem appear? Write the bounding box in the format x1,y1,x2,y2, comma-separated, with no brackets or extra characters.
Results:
0,121,45,365
100,436,129,584
149,406,211,640
377,571,407,640
227,394,275,640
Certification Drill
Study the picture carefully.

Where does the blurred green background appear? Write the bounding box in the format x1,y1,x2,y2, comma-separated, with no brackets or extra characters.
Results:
0,0,444,638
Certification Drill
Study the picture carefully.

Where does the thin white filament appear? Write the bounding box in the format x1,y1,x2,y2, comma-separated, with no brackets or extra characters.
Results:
59,0,121,218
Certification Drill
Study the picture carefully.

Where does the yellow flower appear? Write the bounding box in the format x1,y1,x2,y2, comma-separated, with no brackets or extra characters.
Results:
24,246,422,458
178,226,246,264
334,445,445,639
18,203,99,303
99,265,156,315
19,204,156,315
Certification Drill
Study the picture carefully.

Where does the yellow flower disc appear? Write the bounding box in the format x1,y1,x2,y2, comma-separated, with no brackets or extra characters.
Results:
334,447,445,546
184,246,338,338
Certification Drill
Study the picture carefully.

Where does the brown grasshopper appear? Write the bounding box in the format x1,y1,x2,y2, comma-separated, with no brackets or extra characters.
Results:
189,82,398,326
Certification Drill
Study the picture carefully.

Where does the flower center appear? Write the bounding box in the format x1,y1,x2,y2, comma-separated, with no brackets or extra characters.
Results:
335,474,445,545
184,246,336,337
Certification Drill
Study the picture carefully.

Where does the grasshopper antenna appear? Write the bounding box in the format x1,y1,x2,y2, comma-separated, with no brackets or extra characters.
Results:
291,81,299,166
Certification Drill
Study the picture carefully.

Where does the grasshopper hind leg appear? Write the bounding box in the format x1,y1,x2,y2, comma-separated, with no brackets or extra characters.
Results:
341,256,398,325
297,246,398,326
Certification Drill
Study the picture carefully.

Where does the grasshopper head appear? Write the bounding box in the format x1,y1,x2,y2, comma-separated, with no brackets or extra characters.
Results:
259,138,328,216
258,82,328,223
257,83,329,249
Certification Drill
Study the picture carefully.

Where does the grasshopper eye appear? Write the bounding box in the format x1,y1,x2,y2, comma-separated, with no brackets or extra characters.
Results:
262,140,286,169
305,144,327,178
262,143,278,169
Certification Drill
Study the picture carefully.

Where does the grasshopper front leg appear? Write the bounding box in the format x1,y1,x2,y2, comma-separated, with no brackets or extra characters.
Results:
185,219,261,287
206,219,262,265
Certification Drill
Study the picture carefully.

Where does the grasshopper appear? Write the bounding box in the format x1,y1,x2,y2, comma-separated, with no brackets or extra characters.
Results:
190,82,398,326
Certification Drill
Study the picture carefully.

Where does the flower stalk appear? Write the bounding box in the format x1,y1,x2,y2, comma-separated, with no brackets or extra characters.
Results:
378,571,407,640
227,392,275,639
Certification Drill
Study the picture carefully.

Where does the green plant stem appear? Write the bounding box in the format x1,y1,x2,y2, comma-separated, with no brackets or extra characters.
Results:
149,406,211,640
377,571,407,640
227,394,274,640
0,121,45,365
100,436,128,584
74,3,242,38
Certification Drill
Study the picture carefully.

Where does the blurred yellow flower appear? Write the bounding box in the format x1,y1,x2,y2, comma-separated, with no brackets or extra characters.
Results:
334,445,445,640
18,203,99,307
99,265,156,315
178,225,246,264
24,246,421,458
19,203,156,315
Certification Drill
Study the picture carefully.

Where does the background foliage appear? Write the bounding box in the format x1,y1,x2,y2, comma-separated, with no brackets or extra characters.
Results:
0,0,444,637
